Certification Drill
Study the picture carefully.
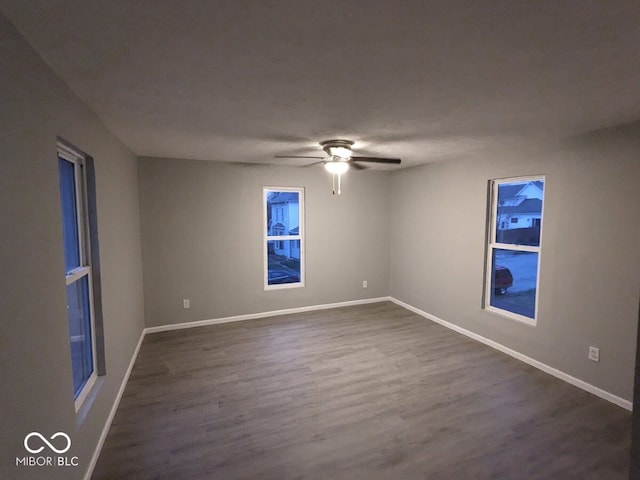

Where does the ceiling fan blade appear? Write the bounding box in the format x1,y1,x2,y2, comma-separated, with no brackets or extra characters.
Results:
351,156,401,164
349,161,368,170
274,155,325,159
301,161,325,168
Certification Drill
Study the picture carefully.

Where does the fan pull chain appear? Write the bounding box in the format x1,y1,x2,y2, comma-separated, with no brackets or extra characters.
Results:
331,173,342,195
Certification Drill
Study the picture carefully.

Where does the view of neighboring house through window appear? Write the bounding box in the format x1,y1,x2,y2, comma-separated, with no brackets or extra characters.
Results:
485,176,545,324
264,187,304,288
58,143,98,409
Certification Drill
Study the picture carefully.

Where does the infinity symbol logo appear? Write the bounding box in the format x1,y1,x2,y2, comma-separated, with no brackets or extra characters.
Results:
24,432,71,454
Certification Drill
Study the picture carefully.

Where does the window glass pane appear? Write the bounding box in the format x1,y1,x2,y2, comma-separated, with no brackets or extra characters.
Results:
490,249,538,319
66,275,93,397
58,158,80,272
267,240,301,285
266,191,300,237
496,180,544,246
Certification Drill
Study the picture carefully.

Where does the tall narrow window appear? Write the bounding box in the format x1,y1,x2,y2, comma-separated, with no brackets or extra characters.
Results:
485,176,545,325
264,187,304,289
58,143,98,409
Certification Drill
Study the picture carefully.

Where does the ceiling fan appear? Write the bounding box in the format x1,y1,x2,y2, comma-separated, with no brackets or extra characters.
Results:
274,139,401,195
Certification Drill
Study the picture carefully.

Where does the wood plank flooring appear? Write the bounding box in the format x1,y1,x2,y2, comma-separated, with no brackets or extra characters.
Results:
92,302,631,479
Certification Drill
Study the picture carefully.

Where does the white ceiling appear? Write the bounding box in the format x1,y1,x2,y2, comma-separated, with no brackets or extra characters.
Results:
2,1,639,168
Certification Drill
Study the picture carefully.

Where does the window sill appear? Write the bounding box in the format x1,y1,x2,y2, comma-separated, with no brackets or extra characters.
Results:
74,372,98,413
75,375,103,426
485,305,537,327
265,282,305,291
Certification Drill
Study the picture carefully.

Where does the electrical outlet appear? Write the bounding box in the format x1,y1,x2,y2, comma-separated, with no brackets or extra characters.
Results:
588,346,599,362
362,280,368,288
183,299,190,309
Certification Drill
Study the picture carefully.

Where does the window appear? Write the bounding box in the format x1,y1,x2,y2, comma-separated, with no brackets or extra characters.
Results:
58,143,100,409
264,187,304,289
485,176,544,325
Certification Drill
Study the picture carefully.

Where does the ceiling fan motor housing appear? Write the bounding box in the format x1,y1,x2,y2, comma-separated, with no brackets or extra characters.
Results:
320,139,354,157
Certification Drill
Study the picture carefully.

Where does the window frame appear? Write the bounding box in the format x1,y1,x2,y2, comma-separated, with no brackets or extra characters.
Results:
58,143,99,411
263,186,305,290
484,175,545,326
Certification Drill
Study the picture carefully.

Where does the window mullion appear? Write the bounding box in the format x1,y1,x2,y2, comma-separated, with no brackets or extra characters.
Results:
492,242,540,253
266,235,301,241
65,266,91,285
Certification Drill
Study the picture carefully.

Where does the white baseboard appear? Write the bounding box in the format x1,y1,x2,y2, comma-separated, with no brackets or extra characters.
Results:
144,296,392,334
389,297,632,411
84,330,145,480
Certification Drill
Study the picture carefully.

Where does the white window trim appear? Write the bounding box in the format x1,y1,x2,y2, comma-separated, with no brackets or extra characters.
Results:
58,143,98,411
263,186,305,290
484,175,545,326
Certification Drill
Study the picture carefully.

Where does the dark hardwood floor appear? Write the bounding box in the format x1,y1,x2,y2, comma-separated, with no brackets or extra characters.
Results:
92,302,631,479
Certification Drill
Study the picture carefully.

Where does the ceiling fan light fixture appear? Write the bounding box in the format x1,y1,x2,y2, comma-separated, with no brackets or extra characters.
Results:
324,161,349,175
327,145,352,158
320,139,354,159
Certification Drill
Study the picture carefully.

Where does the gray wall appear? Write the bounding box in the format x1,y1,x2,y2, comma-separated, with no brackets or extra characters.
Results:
390,135,640,401
138,157,390,327
0,15,145,480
